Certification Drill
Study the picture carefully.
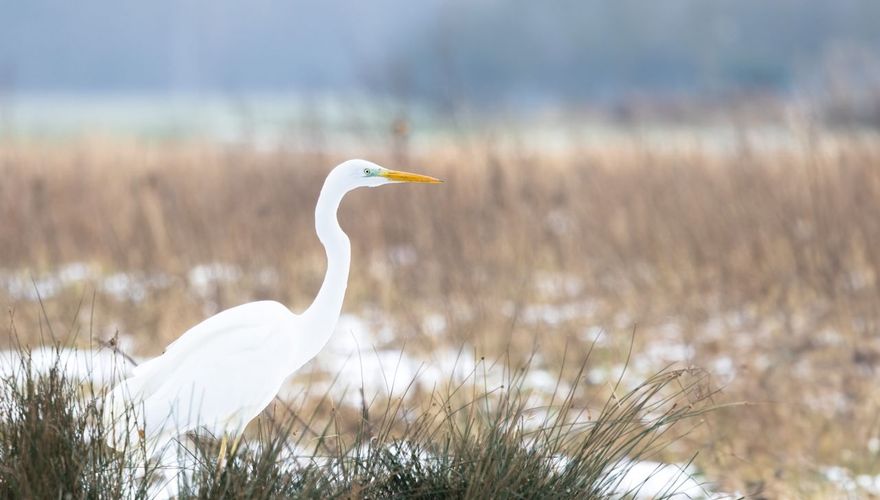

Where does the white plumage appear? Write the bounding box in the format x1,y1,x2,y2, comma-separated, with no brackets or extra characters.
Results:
103,160,441,455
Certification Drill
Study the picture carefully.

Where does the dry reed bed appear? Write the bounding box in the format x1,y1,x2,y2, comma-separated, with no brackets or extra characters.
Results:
1,133,880,495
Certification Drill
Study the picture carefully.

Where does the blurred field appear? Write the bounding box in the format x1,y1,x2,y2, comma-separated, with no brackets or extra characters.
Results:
2,126,880,496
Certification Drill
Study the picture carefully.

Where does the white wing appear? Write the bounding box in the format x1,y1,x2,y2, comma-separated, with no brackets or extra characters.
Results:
133,301,292,378
105,300,297,450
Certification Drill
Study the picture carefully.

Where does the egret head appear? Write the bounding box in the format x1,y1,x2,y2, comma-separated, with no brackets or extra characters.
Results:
334,159,442,189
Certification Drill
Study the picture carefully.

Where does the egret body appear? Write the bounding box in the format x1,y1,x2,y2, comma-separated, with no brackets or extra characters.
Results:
104,160,441,456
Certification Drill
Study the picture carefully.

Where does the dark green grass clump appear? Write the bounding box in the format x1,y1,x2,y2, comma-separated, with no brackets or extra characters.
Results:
0,352,153,499
179,360,718,499
1,346,719,499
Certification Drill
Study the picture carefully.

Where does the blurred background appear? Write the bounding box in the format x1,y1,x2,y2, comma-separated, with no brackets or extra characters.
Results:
2,0,879,140
2,1,880,497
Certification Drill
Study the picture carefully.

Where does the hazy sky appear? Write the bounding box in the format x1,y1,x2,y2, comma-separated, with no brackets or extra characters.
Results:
1,0,878,103
0,0,440,91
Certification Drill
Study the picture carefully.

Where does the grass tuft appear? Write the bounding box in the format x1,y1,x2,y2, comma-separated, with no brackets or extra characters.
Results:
0,346,154,499
0,328,720,499
172,352,718,498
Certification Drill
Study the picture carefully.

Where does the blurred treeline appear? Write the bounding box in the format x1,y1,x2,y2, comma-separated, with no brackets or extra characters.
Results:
1,0,878,108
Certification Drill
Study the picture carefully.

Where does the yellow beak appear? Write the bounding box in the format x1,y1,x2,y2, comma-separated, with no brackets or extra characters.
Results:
380,169,443,184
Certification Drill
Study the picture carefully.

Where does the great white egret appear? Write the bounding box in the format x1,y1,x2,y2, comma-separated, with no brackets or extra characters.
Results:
104,159,441,459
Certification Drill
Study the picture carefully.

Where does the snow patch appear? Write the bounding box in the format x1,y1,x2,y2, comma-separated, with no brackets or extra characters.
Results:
187,263,242,297
610,460,718,499
0,347,133,386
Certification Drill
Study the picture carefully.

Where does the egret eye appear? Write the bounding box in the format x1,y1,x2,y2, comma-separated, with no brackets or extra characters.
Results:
363,168,371,176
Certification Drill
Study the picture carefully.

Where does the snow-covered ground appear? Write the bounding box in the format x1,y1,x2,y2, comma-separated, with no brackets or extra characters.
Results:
0,263,768,498
0,345,133,386
0,309,735,500
609,460,729,499
823,466,880,497
0,262,176,303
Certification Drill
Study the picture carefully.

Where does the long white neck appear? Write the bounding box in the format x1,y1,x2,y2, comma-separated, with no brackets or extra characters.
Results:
302,176,351,337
